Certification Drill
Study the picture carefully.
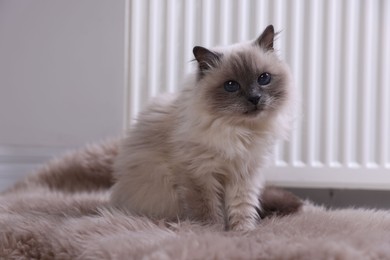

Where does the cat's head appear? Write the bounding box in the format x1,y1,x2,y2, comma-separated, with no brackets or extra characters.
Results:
192,25,293,122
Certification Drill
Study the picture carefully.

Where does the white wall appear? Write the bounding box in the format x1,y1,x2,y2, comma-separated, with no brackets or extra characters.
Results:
0,0,128,190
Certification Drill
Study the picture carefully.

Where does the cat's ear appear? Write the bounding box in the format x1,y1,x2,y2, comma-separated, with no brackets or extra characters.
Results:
193,46,221,74
255,25,275,51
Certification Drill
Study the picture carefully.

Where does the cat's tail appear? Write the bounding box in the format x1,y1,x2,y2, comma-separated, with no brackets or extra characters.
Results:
258,186,303,218
2,138,121,195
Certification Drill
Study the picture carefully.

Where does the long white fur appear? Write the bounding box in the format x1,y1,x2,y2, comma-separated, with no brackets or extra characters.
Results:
110,33,295,231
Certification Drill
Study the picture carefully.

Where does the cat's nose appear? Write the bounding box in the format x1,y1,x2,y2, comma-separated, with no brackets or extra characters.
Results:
248,95,261,105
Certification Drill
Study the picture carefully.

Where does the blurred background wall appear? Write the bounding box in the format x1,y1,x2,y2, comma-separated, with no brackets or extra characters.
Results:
1,0,390,208
0,0,127,189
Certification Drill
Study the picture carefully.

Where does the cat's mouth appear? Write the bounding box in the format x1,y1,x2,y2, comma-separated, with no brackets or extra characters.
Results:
244,104,265,115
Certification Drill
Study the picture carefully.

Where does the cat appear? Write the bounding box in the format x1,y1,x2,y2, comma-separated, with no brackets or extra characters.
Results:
110,25,295,231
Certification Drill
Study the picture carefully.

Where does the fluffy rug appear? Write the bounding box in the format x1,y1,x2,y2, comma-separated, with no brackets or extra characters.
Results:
1,139,390,259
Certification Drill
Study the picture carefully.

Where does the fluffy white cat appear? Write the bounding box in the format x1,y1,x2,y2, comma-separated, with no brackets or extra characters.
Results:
110,25,295,231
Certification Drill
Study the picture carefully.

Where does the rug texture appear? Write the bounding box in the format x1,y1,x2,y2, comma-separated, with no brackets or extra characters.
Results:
1,139,390,260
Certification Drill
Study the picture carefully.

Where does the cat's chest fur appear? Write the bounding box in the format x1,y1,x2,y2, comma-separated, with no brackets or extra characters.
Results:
171,112,270,180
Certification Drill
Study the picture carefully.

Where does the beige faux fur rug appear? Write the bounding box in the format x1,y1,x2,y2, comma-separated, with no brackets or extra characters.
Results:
1,139,390,259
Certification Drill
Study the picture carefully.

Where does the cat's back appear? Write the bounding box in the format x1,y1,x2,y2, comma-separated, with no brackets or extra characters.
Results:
115,94,178,169
129,94,177,141
111,93,182,217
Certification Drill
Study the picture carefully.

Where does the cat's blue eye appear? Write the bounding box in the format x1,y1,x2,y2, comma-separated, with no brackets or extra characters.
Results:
224,81,240,92
257,72,271,85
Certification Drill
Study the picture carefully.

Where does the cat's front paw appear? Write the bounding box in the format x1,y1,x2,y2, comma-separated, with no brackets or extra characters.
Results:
229,218,258,232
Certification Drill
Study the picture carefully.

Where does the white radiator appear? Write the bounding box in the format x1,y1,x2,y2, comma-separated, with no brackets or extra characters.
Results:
126,0,390,189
